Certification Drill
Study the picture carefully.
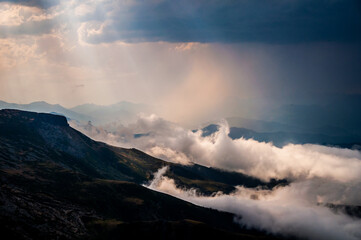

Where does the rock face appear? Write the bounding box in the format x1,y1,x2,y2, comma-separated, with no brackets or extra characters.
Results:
0,109,286,240
0,109,69,126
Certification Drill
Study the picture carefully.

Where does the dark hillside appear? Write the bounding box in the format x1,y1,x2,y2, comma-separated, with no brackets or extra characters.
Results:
0,109,288,239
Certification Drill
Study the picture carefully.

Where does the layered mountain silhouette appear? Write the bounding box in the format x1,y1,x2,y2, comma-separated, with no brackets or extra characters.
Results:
0,100,151,125
0,100,89,122
199,124,361,148
0,109,286,239
2,100,360,149
70,101,151,125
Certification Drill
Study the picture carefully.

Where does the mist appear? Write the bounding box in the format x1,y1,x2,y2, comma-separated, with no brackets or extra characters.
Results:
145,167,361,240
71,115,361,183
71,114,361,239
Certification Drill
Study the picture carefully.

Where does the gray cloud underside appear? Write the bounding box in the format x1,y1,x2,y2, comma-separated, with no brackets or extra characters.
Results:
0,0,59,9
2,0,361,43
83,0,361,44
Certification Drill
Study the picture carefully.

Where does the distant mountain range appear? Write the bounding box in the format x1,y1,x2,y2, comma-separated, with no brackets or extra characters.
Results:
199,124,361,148
0,100,152,125
269,95,361,136
70,101,152,125
225,117,304,133
0,109,286,239
2,100,360,148
0,100,89,122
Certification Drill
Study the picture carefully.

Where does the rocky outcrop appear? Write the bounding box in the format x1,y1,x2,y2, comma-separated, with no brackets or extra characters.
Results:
0,109,68,127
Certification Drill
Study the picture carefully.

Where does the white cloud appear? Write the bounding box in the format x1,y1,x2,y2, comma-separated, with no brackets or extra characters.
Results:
145,166,361,240
73,115,361,184
0,2,62,27
0,3,40,26
73,114,361,239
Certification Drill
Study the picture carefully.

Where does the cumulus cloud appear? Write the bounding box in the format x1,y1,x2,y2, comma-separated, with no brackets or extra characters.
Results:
0,1,65,38
145,167,361,240
72,115,361,183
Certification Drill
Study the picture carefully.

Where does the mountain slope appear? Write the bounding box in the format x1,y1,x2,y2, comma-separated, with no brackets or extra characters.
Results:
0,109,286,239
0,109,282,194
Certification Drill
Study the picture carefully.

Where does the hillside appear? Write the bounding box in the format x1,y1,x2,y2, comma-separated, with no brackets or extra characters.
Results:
0,109,286,239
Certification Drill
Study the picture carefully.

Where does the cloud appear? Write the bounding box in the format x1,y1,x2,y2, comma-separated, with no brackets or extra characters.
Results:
145,167,361,240
73,114,361,239
0,36,40,68
73,115,361,183
0,0,60,9
2,0,360,43
74,3,96,17
0,0,360,121
76,0,361,44
0,18,56,37
0,1,64,38
174,42,200,51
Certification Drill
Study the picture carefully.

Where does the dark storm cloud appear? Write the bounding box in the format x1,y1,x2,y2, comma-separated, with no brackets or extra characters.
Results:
83,0,361,44
0,0,59,8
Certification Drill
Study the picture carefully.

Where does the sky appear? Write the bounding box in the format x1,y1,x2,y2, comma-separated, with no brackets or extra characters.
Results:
2,2,361,238
0,0,361,125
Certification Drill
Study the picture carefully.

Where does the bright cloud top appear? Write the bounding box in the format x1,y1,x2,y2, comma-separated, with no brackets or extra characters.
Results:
73,115,361,184
71,113,361,239
146,167,361,240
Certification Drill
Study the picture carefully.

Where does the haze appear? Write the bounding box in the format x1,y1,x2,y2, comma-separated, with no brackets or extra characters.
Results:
1,0,360,126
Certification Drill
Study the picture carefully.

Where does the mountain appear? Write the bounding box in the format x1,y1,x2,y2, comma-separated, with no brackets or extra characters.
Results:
0,100,90,123
225,117,303,133
199,124,361,148
271,95,361,136
0,109,286,239
70,101,152,125
228,127,361,148
0,100,153,126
